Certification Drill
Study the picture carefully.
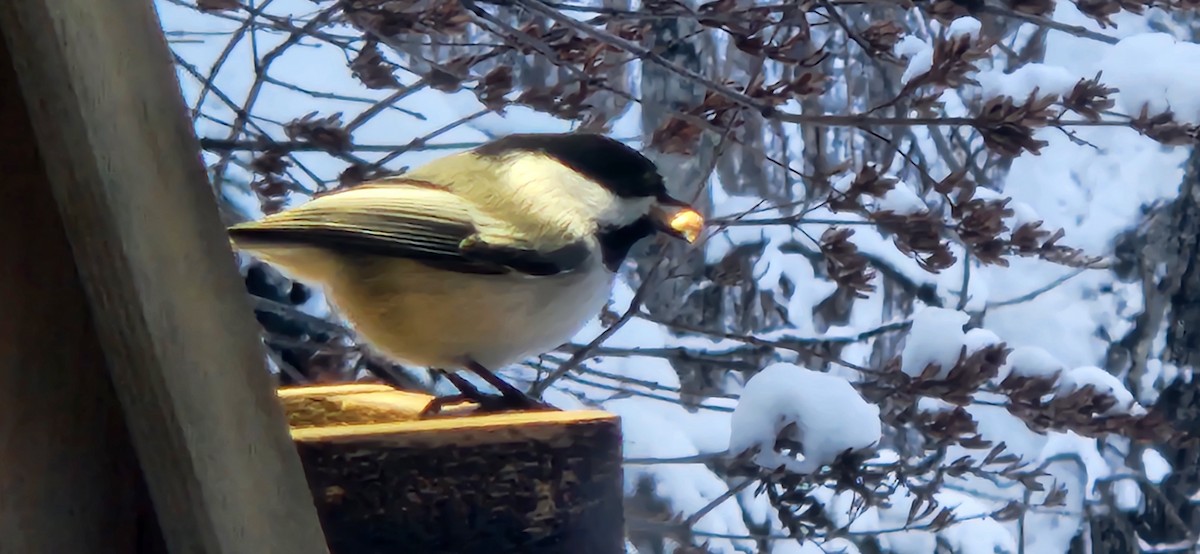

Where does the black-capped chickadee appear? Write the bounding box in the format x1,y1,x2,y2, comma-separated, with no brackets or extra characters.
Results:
228,133,704,414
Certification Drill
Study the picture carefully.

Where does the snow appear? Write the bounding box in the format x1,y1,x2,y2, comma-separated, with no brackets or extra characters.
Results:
963,327,1002,353
831,172,857,194
947,17,983,39
613,398,753,554
1100,33,1200,124
900,307,970,379
768,540,826,554
975,63,1081,103
897,36,933,86
730,363,882,473
1143,448,1171,483
1056,366,1144,415
935,490,1018,554
703,183,839,335
917,396,957,414
874,179,928,215
1007,200,1042,231
997,345,1066,382
1113,478,1143,512
940,517,1017,554
1041,432,1110,500
897,18,981,87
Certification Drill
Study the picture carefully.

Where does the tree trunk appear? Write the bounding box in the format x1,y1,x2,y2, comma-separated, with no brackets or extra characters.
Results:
1106,146,1200,548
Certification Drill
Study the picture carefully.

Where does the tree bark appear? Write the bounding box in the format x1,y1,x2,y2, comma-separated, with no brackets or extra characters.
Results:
1106,146,1200,548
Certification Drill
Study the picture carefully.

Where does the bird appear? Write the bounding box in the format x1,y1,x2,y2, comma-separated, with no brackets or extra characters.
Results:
227,132,704,415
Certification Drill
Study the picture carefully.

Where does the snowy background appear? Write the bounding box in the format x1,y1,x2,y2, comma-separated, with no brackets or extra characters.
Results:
161,0,1200,552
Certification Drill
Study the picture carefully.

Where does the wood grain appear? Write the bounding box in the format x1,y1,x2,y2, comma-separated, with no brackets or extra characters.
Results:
0,34,163,554
280,385,626,554
0,2,327,553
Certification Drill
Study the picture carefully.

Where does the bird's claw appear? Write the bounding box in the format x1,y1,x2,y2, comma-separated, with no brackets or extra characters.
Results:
418,390,557,418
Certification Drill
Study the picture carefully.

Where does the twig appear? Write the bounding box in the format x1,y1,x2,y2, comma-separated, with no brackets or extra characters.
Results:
346,81,429,131
976,4,1119,45
624,453,729,464
190,0,275,122
684,478,755,527
371,109,492,170
987,267,1089,308
516,0,772,114
527,260,666,398
260,74,425,119
209,5,341,187
171,52,324,190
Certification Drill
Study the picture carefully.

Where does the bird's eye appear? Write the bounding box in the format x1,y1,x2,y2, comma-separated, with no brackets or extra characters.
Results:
645,171,666,194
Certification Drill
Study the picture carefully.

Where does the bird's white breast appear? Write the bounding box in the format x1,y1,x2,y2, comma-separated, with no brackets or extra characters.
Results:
324,252,616,371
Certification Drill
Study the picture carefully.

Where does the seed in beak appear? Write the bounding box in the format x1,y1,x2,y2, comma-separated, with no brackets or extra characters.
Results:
667,208,704,243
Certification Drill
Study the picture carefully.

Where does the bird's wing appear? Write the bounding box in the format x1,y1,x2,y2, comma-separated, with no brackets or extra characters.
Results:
228,181,591,277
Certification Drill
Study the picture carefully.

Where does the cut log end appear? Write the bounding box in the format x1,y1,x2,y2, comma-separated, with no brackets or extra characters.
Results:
280,384,625,554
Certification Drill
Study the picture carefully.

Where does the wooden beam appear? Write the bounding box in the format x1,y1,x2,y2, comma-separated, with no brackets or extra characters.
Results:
279,385,626,554
0,2,327,553
0,35,164,554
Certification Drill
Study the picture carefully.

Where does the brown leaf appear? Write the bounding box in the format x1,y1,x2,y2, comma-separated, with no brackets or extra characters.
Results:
975,91,1059,157
1131,104,1200,146
338,164,369,189
283,112,352,154
861,21,904,54
350,41,401,89
1042,483,1069,507
1008,0,1056,14
1073,0,1121,27
651,116,704,155
820,227,877,298
250,149,289,175
1062,72,1116,121
426,56,478,92
902,32,996,95
992,501,1025,521
929,507,957,531
927,0,972,23
197,0,240,12
476,65,514,111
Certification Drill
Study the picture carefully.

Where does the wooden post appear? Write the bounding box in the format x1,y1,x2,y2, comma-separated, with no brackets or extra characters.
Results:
0,36,157,554
0,2,327,553
280,385,626,554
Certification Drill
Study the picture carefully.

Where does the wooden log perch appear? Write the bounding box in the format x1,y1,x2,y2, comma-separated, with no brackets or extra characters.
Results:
279,384,625,554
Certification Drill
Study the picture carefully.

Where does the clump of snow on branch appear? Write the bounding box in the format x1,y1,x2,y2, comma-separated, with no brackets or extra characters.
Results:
730,363,881,473
996,345,1065,382
1056,365,1144,415
976,63,1080,104
901,307,971,379
1102,33,1200,123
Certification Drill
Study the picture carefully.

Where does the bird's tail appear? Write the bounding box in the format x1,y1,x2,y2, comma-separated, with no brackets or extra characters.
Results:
227,225,336,284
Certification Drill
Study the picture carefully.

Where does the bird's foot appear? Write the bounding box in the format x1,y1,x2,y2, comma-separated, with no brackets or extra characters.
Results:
463,359,557,412
418,390,555,418
417,394,474,418
418,365,557,418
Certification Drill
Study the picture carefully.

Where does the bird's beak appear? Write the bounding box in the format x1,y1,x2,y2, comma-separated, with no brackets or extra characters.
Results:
651,196,704,244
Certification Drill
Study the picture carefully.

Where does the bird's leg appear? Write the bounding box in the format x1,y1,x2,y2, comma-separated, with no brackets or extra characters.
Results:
420,364,557,417
463,359,556,412
438,369,487,399
418,394,474,418
419,368,489,418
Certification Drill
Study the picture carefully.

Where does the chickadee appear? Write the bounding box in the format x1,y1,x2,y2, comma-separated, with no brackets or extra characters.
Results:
228,132,704,414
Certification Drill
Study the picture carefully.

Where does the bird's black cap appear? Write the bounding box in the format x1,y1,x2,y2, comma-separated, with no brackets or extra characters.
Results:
475,133,669,200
